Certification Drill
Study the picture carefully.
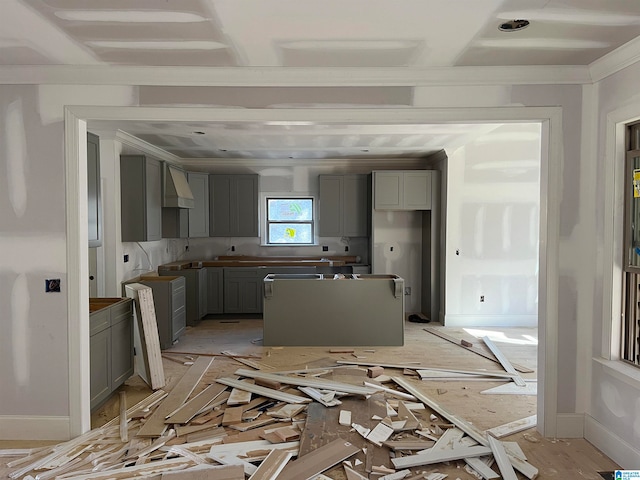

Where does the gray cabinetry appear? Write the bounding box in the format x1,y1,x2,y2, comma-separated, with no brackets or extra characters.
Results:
89,298,133,410
209,175,259,237
319,174,369,237
188,172,210,237
207,267,224,314
373,170,433,210
159,268,207,325
162,172,209,239
120,155,162,241
224,267,262,314
140,276,186,349
87,132,102,247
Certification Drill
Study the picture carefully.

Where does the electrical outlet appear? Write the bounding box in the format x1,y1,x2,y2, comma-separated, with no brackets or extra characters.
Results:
322,245,329,252
185,245,189,252
45,279,61,292
123,254,129,263
480,295,485,302
344,246,349,252
404,287,411,296
231,245,235,252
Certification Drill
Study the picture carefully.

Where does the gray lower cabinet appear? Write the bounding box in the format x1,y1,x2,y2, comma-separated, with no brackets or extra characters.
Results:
207,267,224,314
120,155,162,241
89,298,134,410
224,267,262,314
140,276,187,349
209,174,259,237
159,268,207,325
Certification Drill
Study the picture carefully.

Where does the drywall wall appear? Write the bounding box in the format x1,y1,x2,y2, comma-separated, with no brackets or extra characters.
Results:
444,123,541,327
588,59,640,466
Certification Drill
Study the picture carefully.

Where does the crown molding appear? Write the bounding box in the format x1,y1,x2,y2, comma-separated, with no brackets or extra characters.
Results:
114,130,181,164
589,35,640,83
179,156,432,169
0,65,591,87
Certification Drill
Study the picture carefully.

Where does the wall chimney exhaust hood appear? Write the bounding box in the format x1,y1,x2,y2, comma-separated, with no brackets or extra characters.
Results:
163,164,194,208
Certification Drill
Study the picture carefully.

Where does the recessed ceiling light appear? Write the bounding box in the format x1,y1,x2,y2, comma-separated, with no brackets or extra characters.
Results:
55,11,207,23
498,9,640,27
498,19,530,32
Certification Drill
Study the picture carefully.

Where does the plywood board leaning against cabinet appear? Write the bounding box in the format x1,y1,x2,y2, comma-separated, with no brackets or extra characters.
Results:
125,283,166,390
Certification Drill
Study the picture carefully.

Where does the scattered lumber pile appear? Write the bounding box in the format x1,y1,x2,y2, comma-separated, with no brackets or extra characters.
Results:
3,345,539,480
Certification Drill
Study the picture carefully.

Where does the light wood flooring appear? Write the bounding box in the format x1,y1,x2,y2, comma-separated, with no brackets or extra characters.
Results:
0,317,619,479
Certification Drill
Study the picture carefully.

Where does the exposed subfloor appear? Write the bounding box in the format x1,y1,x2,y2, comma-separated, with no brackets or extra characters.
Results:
0,317,619,479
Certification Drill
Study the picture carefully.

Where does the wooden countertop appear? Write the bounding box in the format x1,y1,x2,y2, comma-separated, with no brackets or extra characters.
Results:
158,255,358,270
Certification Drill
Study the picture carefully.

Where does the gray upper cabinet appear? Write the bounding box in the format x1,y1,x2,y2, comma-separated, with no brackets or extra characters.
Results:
319,174,369,237
87,132,101,247
120,155,162,242
188,172,210,237
209,174,259,237
374,170,433,210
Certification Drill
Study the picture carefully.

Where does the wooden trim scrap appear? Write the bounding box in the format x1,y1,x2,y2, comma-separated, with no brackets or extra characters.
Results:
391,445,493,468
158,464,244,479
464,457,500,480
481,337,526,386
362,381,417,401
382,440,435,451
344,465,368,480
137,356,214,437
247,449,293,480
234,369,380,396
216,377,311,404
486,415,537,439
298,386,342,407
166,384,227,424
487,436,518,480
481,382,538,395
422,327,534,373
276,439,360,480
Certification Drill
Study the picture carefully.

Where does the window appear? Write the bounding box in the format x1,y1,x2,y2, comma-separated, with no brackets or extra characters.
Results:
266,197,314,245
622,122,640,367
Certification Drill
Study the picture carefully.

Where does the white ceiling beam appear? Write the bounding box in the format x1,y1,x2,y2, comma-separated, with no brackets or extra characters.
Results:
0,65,591,86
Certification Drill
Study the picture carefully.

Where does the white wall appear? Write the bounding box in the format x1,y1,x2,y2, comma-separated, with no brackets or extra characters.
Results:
585,60,640,467
444,123,541,327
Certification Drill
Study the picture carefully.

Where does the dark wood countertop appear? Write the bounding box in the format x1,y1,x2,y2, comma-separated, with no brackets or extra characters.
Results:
158,255,358,270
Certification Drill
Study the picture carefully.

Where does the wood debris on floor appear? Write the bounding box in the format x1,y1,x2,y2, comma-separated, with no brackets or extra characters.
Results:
2,346,540,480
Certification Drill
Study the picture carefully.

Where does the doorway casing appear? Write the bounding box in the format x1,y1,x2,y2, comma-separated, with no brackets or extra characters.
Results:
64,105,562,438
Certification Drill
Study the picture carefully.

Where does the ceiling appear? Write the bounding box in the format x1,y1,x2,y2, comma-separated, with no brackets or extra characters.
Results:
4,0,640,159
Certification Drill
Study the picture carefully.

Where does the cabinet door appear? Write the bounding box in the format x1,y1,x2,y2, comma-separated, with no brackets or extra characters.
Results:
224,268,261,313
207,268,224,314
343,175,369,236
90,328,111,409
188,172,210,237
404,171,432,210
110,316,133,388
233,175,259,237
87,132,101,247
374,171,403,210
224,276,242,314
318,175,343,237
241,275,262,313
209,175,232,236
145,158,163,241
198,267,208,318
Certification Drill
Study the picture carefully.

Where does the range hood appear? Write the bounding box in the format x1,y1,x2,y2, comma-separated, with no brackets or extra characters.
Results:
163,164,194,208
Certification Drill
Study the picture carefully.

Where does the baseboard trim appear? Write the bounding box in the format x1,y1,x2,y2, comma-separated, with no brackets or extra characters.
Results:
443,314,537,327
0,415,70,441
584,414,640,469
556,413,584,438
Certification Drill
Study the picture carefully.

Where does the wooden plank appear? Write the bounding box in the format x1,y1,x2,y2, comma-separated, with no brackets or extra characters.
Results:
481,336,526,386
277,439,360,480
339,410,352,426
487,435,518,480
430,427,465,452
166,384,227,424
422,327,534,373
248,449,293,480
344,465,368,480
362,381,417,401
234,369,380,396
383,440,435,450
216,377,311,404
221,406,244,426
228,416,276,432
397,401,421,430
391,445,493,468
390,376,539,480
227,382,254,406
486,415,537,439
481,382,537,395
119,391,128,442
464,457,500,480
126,283,166,389
137,356,214,437
366,421,394,446
159,465,244,479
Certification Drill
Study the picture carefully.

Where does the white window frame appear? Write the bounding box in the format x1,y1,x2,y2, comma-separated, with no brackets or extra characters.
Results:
262,194,317,246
